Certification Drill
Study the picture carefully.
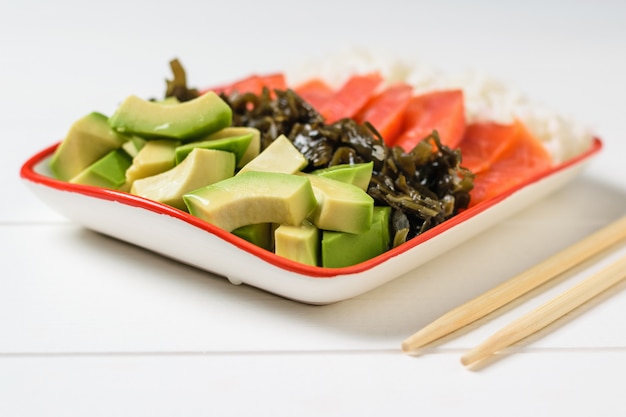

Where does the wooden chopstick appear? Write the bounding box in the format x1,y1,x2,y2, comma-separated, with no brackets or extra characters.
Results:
461,254,626,366
401,215,626,353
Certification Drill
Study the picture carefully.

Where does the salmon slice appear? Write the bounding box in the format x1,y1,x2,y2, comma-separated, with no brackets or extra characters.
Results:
469,120,552,206
294,78,335,109
393,89,466,151
204,73,287,96
355,83,413,146
318,73,384,123
458,121,521,174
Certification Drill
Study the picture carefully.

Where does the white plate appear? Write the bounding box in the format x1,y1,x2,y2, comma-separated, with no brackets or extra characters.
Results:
21,139,602,304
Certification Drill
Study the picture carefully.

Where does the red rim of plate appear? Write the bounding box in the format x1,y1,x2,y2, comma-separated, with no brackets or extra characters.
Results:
20,138,602,278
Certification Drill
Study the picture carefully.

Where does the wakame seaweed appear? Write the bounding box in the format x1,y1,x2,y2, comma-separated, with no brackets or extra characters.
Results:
165,59,200,102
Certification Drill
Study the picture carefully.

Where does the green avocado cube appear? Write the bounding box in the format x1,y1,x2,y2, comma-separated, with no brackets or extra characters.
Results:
108,92,232,141
121,136,147,158
304,174,374,234
49,112,130,181
204,127,261,168
69,148,132,189
311,162,373,191
274,222,319,266
183,171,316,232
130,148,235,210
321,206,391,268
174,133,253,165
237,135,307,175
125,139,180,189
232,223,273,251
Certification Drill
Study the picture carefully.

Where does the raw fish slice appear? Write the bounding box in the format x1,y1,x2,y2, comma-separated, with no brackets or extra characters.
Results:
469,120,552,206
355,83,413,146
394,90,466,150
458,121,521,174
203,73,287,96
318,73,383,123
294,78,335,110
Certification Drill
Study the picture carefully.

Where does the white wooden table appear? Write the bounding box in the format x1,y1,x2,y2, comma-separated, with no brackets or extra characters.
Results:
2,1,626,415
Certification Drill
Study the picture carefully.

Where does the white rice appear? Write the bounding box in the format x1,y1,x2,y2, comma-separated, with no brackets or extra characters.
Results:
286,49,594,164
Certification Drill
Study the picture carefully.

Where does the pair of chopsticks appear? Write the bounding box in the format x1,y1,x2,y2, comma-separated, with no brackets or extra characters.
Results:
401,214,626,367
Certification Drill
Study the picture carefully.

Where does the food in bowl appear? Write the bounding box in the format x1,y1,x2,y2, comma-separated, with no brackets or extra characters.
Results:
43,56,595,270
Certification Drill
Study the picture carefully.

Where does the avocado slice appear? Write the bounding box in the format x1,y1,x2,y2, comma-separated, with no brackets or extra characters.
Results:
108,92,232,141
205,127,261,168
237,134,307,175
174,133,253,165
69,148,132,189
121,136,147,158
125,139,180,189
232,223,273,251
183,171,316,232
311,162,373,191
274,222,319,266
49,112,130,181
321,206,391,268
130,148,235,210
303,174,374,234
